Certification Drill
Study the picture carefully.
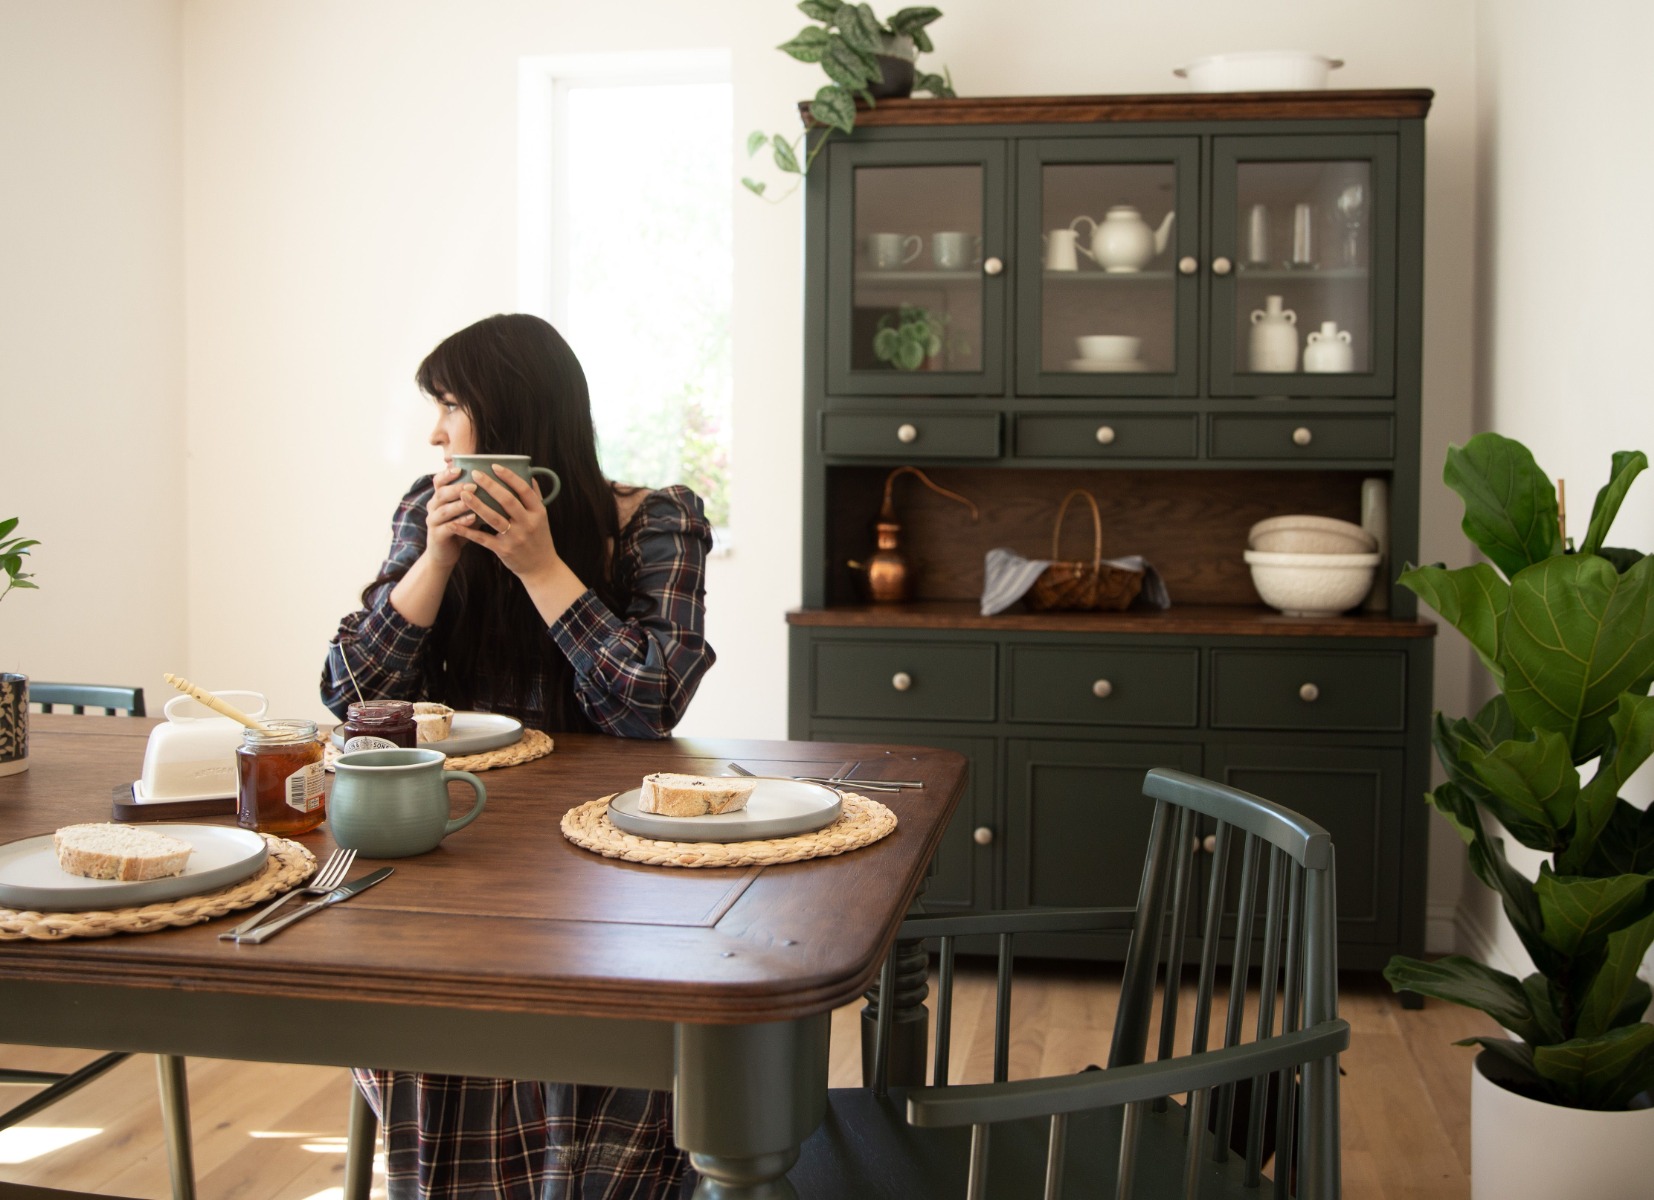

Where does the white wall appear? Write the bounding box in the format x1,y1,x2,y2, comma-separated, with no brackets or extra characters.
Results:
1466,0,1654,974
0,0,185,693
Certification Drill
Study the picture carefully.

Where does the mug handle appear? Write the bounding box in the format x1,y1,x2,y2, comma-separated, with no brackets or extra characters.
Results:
441,769,487,836
900,235,922,265
1069,215,1097,263
529,467,562,506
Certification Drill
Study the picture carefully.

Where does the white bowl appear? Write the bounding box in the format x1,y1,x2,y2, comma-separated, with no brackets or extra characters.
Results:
1248,515,1376,555
1075,335,1141,362
1174,51,1345,92
1244,549,1379,617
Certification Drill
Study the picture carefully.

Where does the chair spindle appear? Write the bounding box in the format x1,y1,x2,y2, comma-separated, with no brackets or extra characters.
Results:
934,936,956,1087
993,932,1014,1083
1044,1112,1067,1200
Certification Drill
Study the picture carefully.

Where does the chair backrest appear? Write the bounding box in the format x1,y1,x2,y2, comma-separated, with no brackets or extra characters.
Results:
29,682,146,717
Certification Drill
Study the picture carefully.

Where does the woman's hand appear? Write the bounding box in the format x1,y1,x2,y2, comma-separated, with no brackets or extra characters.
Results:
455,465,559,579
423,465,480,569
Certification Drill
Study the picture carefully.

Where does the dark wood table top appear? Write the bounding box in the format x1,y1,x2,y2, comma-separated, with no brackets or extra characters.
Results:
0,716,967,1027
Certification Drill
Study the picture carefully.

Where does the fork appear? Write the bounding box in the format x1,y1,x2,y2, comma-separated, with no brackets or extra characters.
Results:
727,761,910,793
218,847,358,940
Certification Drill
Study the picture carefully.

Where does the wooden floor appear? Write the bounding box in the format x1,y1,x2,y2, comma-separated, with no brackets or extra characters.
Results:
0,965,1494,1198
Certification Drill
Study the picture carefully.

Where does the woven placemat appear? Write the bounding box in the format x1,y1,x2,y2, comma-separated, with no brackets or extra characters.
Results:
560,792,897,868
0,835,316,941
324,728,554,773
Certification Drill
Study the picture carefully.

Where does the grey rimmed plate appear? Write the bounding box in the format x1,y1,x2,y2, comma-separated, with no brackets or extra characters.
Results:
608,778,842,844
0,824,268,912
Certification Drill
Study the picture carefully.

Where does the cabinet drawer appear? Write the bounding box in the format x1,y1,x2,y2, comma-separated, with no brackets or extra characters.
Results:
1015,414,1199,460
1008,646,1199,727
1210,649,1406,732
821,412,1001,459
1209,415,1393,460
812,640,996,722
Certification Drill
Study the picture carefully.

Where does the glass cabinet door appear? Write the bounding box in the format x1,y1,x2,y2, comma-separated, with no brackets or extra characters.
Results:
1015,138,1200,397
1209,135,1398,397
825,139,1007,396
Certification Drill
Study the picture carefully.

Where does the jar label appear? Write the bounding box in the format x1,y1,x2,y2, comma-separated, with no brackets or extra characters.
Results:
284,762,325,813
344,735,399,753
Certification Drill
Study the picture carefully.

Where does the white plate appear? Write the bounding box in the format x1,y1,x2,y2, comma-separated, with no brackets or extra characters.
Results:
0,825,268,912
1067,358,1149,373
607,778,843,844
331,711,524,756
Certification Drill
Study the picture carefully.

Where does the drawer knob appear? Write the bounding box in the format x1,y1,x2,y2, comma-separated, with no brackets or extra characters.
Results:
1292,426,1313,446
983,256,1004,276
892,671,913,692
1091,679,1114,699
1203,834,1217,855
1211,256,1233,276
973,826,995,846
897,423,919,444
1178,255,1198,276
1094,425,1116,446
1299,682,1320,702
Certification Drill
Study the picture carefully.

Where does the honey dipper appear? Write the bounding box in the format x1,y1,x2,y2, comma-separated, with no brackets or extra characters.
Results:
162,673,273,733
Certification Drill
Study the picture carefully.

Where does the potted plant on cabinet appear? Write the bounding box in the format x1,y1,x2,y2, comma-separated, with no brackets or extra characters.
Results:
0,517,40,776
1383,433,1654,1198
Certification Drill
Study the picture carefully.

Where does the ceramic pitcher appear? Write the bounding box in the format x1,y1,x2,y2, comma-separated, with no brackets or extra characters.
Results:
1249,295,1299,373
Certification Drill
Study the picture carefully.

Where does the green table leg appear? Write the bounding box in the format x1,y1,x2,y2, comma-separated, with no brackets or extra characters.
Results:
676,1014,830,1198
344,1081,378,1200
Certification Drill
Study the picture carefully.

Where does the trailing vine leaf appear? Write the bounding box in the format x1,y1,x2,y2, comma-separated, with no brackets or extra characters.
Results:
810,85,856,134
914,71,954,97
822,39,876,88
771,135,801,174
778,26,833,62
798,0,838,20
887,6,943,33
1444,432,1563,579
837,5,884,53
1580,450,1647,557
746,132,771,157
741,177,767,197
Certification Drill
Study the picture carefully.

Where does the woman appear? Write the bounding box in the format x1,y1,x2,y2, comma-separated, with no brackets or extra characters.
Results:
321,313,712,1199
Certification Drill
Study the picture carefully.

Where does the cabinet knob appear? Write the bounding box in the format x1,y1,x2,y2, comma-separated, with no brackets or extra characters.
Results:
1211,256,1233,276
892,671,913,692
1299,682,1320,702
973,826,994,846
1094,425,1116,446
1178,256,1198,275
897,423,919,444
1091,679,1113,699
983,257,1004,276
1203,834,1218,855
1292,426,1313,446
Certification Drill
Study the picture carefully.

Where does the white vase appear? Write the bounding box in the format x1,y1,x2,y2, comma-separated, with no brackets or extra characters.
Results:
1248,295,1298,372
1471,1051,1654,1200
1360,478,1389,612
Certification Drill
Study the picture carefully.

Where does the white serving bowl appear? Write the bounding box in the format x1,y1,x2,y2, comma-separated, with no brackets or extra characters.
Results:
1244,549,1379,617
1174,51,1345,92
1076,334,1141,362
1248,515,1376,555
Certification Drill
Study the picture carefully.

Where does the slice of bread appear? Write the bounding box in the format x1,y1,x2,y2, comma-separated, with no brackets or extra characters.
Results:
54,823,194,882
638,773,758,818
413,702,455,743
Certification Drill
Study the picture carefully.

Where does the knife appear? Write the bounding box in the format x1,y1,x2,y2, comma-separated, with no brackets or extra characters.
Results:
234,867,394,944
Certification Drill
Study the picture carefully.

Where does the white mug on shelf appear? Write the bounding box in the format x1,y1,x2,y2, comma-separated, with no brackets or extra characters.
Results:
931,231,981,270
1043,228,1079,271
865,232,922,270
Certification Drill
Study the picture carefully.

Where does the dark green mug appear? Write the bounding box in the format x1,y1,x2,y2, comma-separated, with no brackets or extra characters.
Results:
329,747,486,858
450,453,561,512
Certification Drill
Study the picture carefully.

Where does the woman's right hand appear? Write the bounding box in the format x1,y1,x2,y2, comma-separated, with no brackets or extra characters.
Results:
423,465,479,568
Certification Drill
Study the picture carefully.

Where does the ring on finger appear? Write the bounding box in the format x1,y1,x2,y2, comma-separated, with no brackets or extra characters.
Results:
501,520,511,535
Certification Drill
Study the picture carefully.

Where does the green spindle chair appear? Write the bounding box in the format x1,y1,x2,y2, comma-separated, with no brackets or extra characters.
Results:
791,767,1348,1200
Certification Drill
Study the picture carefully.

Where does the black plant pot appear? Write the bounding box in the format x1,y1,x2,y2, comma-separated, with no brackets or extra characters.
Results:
868,54,916,99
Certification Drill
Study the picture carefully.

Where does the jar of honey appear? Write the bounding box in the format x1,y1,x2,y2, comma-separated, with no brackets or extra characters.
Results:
236,719,326,836
339,700,417,751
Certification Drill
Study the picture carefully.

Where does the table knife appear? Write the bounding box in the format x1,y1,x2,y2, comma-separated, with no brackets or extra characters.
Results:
234,867,393,944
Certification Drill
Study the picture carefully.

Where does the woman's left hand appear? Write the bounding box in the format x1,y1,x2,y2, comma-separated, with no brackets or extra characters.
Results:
454,465,559,578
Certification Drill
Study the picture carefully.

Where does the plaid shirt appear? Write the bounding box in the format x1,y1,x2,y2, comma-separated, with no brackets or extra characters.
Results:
322,479,715,739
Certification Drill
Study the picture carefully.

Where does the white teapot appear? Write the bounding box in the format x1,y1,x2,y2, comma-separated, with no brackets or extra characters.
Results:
1069,205,1176,273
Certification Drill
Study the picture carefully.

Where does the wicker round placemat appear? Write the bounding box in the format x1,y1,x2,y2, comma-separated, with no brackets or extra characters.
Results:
560,792,897,868
0,835,316,941
323,728,554,773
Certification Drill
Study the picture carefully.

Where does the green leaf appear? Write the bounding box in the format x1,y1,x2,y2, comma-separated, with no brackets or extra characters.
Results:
797,0,838,20
740,177,767,197
896,338,925,370
1444,432,1563,579
1462,1037,1549,1099
886,6,943,33
1576,910,1654,1038
911,29,935,54
1532,870,1654,963
1581,795,1654,876
1565,692,1654,871
1501,553,1654,761
746,131,770,157
821,39,876,89
1382,955,1551,1043
1399,561,1508,681
1461,727,1577,841
0,555,19,578
1580,450,1647,557
772,135,800,174
1531,1022,1654,1110
915,70,953,96
835,4,883,53
872,327,900,361
778,25,833,63
1599,546,1645,574
0,518,16,541
809,85,856,134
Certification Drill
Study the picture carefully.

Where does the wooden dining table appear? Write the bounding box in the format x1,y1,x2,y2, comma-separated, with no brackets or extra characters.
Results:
0,714,966,1199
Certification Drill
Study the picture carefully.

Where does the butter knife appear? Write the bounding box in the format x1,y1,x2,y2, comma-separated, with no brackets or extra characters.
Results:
234,867,393,944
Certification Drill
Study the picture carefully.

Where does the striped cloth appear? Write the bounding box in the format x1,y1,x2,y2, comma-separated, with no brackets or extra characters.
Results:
980,546,1171,615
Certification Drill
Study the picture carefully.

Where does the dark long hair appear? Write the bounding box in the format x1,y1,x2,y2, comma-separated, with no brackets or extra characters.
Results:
370,314,627,730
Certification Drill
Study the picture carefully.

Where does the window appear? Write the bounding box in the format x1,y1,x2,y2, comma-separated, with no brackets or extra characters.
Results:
520,53,733,535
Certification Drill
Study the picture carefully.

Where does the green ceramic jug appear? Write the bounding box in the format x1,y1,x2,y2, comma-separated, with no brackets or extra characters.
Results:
329,747,486,858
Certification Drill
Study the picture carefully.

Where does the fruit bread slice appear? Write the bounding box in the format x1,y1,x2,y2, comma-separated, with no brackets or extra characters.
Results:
637,773,758,818
54,822,194,881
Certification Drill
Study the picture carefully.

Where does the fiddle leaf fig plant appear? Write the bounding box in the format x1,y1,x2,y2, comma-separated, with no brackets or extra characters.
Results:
1383,433,1654,1111
873,305,943,371
0,518,40,603
744,3,956,202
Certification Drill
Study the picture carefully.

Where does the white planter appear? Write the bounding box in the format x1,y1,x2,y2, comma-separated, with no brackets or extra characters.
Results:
1472,1050,1654,1200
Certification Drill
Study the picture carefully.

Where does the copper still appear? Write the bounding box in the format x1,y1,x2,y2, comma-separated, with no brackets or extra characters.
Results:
848,466,979,603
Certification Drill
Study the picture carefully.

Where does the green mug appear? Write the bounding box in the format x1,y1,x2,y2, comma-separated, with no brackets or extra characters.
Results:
450,453,561,512
329,747,487,858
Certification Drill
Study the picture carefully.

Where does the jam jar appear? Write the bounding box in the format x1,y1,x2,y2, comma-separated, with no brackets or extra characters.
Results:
340,700,417,751
236,719,325,836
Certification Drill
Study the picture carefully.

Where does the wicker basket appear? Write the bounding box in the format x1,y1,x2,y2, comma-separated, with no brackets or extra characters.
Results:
1024,490,1145,612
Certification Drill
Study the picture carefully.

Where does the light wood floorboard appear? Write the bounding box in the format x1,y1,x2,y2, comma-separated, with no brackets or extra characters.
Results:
0,966,1494,1198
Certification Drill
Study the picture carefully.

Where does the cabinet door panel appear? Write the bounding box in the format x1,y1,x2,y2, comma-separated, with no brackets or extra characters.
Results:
1210,649,1406,732
811,640,997,722
1007,645,1199,727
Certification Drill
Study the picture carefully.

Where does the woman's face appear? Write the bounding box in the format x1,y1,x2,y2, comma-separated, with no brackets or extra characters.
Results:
428,392,477,462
